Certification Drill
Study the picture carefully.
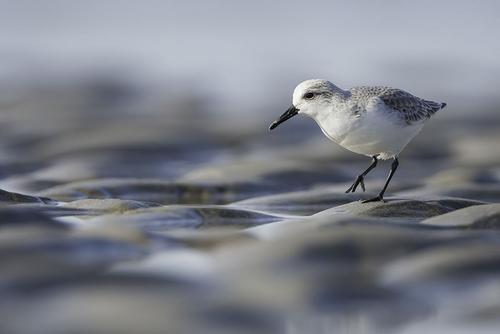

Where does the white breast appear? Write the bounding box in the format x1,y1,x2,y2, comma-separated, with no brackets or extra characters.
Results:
312,98,424,160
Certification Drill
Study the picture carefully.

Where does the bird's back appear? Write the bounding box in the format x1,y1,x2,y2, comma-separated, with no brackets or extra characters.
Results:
349,86,446,124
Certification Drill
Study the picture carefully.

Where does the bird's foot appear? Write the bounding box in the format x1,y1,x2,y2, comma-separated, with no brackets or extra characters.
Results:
361,195,385,203
345,175,365,193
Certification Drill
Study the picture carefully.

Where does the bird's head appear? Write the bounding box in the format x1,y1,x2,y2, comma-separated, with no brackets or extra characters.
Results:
269,79,338,130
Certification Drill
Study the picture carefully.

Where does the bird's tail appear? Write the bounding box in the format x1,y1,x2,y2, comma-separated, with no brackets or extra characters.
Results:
423,99,447,118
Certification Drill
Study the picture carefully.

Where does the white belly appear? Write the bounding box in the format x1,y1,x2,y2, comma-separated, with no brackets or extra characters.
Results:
314,104,424,160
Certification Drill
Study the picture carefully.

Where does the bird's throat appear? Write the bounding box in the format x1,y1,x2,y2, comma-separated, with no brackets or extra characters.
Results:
312,108,352,144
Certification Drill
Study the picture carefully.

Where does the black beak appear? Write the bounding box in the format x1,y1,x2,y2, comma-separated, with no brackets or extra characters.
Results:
269,106,299,130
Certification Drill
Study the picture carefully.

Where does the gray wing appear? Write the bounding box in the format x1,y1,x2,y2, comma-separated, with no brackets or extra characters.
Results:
350,86,447,124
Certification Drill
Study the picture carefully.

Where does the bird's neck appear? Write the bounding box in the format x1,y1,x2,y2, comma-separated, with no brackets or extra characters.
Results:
330,87,351,109
313,91,356,143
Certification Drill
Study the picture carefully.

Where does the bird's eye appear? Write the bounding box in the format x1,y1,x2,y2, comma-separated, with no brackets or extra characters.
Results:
304,92,315,100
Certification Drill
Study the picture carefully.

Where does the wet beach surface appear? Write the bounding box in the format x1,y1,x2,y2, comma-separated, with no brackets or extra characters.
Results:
1,75,500,334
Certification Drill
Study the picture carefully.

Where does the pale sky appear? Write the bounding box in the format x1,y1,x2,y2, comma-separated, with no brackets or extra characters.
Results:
1,0,499,113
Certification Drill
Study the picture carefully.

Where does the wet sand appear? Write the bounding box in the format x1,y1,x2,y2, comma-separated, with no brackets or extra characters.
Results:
1,76,500,334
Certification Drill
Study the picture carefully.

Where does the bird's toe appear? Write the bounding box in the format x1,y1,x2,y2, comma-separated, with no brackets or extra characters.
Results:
361,195,384,203
345,181,357,193
360,178,366,192
346,174,368,194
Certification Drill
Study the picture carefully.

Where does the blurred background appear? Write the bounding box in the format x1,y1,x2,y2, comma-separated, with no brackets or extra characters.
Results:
2,0,500,121
1,1,500,334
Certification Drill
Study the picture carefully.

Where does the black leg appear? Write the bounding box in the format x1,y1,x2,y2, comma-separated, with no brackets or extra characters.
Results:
362,157,399,203
345,156,378,193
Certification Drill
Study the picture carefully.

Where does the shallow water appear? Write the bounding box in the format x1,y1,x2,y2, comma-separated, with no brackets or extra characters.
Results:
1,73,500,334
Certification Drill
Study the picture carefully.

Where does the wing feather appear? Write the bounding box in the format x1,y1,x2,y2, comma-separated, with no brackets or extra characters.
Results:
350,86,446,124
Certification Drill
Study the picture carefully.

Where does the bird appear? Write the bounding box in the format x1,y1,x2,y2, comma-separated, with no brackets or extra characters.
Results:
269,79,446,203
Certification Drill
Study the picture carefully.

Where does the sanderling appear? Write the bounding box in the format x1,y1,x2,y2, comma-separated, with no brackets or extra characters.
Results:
269,79,446,203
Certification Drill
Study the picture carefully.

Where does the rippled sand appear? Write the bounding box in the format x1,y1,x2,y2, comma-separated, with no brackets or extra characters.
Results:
1,76,500,334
